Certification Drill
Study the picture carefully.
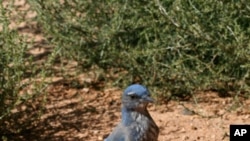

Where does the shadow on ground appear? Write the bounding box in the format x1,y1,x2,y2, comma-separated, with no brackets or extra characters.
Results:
0,83,120,141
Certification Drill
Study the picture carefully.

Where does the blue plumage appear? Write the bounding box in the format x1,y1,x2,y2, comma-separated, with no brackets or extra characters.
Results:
105,84,159,141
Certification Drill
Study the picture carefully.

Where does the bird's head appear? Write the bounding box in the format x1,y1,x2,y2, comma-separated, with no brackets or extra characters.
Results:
122,84,154,110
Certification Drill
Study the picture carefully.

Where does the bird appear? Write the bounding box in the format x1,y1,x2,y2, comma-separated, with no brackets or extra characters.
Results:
104,84,159,141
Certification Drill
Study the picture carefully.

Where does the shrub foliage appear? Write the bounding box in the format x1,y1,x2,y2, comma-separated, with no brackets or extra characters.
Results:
27,0,250,97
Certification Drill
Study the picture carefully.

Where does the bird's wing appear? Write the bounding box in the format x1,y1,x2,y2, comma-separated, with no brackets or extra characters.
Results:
104,123,128,141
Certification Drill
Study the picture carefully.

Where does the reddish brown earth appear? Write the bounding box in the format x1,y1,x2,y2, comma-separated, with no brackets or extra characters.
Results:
2,0,250,141
40,89,249,141
7,83,250,141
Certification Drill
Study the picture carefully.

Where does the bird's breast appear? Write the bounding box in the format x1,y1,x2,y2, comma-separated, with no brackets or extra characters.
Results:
128,111,159,141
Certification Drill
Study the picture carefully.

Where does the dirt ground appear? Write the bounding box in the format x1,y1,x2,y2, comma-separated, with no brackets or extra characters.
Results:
2,0,250,141
7,83,250,141
39,88,248,141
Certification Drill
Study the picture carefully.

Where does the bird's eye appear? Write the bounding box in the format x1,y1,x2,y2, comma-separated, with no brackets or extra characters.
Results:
130,95,137,99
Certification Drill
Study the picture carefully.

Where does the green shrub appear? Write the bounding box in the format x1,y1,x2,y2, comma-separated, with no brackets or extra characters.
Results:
0,1,46,137
28,0,250,97
0,3,28,120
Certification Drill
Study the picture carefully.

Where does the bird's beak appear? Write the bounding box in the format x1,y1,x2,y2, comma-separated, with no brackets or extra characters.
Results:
143,96,155,103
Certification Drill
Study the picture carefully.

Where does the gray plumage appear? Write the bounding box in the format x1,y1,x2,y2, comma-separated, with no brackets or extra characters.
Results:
105,84,159,141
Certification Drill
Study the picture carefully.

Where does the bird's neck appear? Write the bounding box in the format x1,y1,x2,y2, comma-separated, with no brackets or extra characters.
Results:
121,106,152,126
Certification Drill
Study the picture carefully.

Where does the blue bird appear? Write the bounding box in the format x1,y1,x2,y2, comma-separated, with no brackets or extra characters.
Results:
105,84,159,141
